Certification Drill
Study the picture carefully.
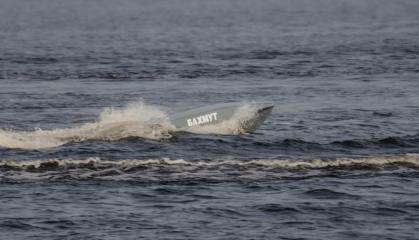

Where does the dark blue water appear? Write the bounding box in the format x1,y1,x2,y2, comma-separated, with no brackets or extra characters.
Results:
1,0,419,239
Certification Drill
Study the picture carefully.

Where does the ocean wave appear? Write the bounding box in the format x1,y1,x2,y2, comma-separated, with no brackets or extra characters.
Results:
1,154,418,179
250,134,419,151
331,135,419,148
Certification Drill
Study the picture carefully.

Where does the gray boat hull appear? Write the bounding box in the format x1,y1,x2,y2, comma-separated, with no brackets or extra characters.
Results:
169,102,273,133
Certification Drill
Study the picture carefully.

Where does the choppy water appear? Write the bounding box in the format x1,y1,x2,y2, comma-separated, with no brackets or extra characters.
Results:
1,0,419,239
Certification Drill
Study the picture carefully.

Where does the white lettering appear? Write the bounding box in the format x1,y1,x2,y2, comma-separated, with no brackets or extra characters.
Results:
201,114,209,123
186,112,219,127
187,119,193,127
197,116,203,124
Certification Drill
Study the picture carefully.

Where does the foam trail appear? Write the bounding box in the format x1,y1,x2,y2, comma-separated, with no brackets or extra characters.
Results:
244,154,419,169
0,102,174,149
1,154,418,172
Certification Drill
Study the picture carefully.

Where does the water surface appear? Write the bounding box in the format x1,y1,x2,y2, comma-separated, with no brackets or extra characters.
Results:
1,0,419,239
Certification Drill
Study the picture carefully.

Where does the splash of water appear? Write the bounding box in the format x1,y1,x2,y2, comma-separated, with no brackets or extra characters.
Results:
0,102,261,149
0,102,174,149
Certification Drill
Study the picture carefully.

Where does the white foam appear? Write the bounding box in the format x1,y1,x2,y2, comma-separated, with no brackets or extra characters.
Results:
244,154,419,169
0,102,174,149
1,154,418,171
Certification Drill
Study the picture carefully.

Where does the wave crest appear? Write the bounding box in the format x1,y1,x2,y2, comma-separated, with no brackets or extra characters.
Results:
1,154,418,173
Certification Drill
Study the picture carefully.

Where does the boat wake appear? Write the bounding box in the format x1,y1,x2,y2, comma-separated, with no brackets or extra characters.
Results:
1,154,418,181
0,101,260,149
0,102,174,149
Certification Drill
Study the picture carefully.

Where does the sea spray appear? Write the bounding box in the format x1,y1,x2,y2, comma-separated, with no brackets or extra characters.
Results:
0,101,261,149
0,102,174,149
